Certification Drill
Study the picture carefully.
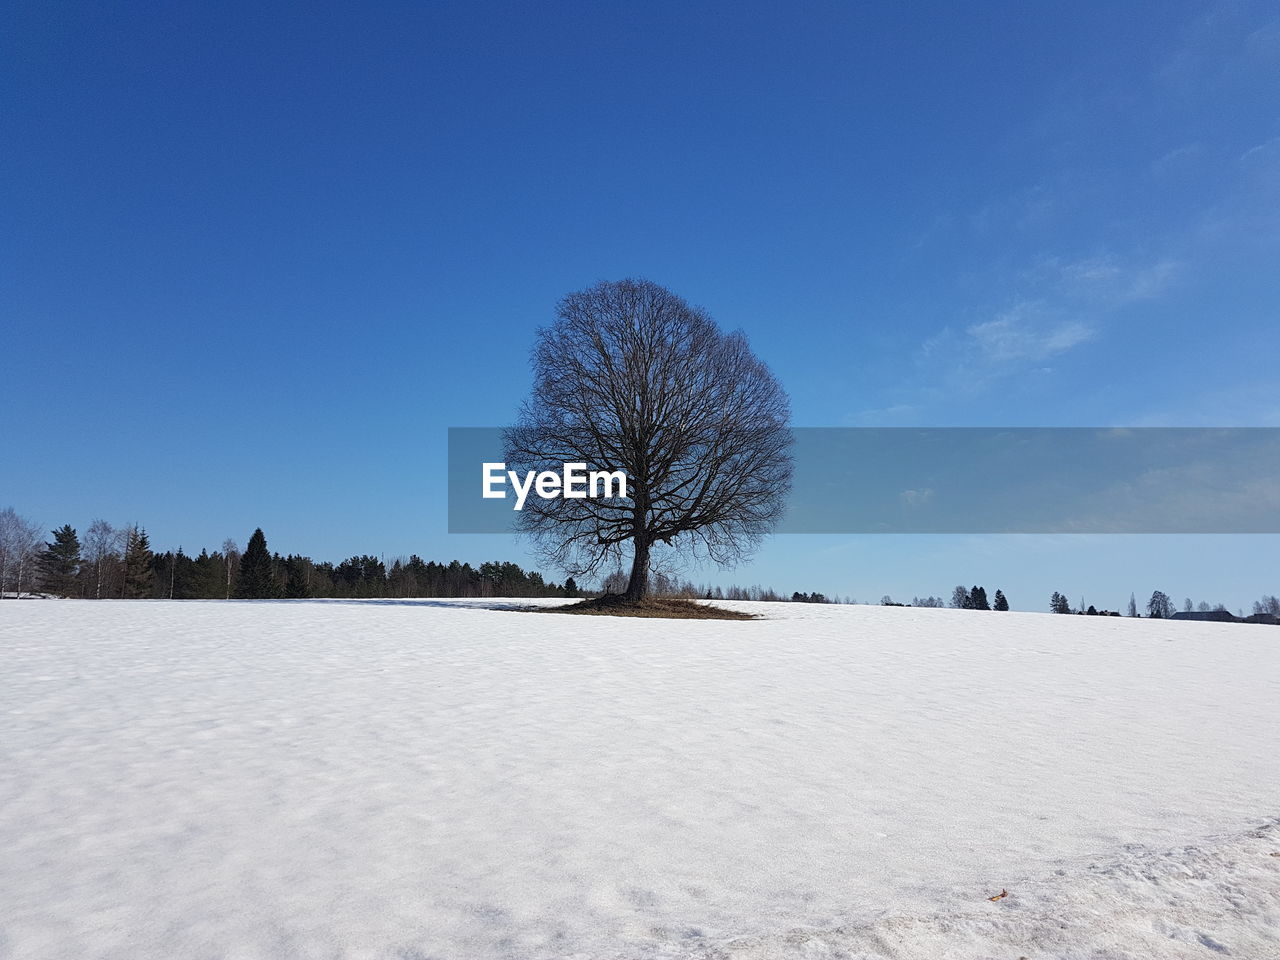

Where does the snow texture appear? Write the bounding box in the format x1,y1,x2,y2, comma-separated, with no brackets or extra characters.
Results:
1,599,1277,959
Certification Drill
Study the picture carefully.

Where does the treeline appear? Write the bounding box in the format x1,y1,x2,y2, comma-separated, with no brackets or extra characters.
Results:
0,508,853,605
1050,589,1280,624
10,508,1276,617
877,585,1010,610
0,512,571,600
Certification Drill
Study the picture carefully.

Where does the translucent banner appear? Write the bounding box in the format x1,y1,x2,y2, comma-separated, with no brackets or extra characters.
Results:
448,427,1280,534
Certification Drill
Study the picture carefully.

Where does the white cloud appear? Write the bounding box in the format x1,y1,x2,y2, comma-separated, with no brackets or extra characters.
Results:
1149,143,1204,177
1240,135,1280,166
966,303,1094,365
1031,255,1180,305
897,249,1177,409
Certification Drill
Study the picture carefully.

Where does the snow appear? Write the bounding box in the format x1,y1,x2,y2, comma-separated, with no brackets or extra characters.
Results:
1,599,1277,959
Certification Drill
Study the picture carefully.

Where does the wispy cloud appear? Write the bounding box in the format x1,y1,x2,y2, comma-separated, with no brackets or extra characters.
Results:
1154,4,1279,95
969,182,1057,238
866,1,1273,425
1195,134,1280,242
1149,143,1204,178
964,302,1093,365
914,251,1176,384
1033,255,1181,305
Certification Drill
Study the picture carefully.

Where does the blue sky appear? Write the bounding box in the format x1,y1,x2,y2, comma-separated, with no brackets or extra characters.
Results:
3,1,1278,611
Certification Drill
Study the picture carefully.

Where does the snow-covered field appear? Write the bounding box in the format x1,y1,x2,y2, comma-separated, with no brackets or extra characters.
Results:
1,599,1277,959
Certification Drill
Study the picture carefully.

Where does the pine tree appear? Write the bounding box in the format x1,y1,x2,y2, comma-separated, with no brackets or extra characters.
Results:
564,576,578,597
993,589,1008,611
1050,591,1071,614
283,554,312,598
970,585,990,610
122,528,155,598
193,548,222,599
40,524,82,596
235,528,277,599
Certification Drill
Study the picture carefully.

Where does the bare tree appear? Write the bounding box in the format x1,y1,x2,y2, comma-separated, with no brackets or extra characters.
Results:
1254,595,1280,617
0,509,43,598
599,568,628,595
222,538,240,600
0,507,14,597
506,279,792,600
84,519,116,600
0,507,22,597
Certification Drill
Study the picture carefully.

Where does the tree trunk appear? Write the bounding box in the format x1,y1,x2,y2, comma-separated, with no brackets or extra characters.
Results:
624,538,651,601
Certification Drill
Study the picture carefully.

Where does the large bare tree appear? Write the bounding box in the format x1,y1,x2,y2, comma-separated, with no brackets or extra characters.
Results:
506,279,792,600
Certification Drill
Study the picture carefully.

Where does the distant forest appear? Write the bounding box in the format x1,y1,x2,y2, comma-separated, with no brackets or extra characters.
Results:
0,512,837,603
0,513,573,601
3,508,1276,620
0,508,850,603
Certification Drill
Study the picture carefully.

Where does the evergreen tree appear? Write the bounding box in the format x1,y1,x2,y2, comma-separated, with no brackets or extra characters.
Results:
564,576,578,597
970,585,990,610
122,527,155,598
40,524,82,596
993,589,1008,611
235,528,278,599
284,573,310,598
283,554,313,598
193,548,222,599
1050,591,1071,614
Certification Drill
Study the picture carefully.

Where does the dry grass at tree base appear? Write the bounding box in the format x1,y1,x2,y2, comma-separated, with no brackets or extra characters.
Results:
538,595,758,620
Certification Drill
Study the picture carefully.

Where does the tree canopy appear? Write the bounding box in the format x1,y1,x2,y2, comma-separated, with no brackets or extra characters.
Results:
506,279,792,600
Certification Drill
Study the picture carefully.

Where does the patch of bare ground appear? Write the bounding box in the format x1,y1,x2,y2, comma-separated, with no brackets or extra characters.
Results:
536,596,757,620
